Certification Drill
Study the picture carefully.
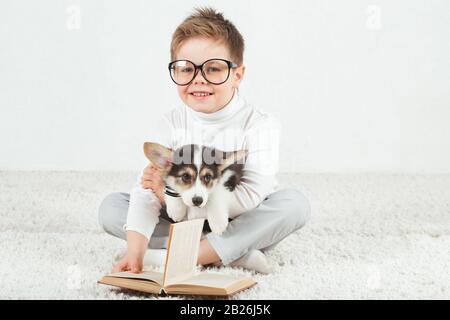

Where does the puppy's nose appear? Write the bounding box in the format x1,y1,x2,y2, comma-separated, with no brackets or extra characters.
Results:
192,196,203,207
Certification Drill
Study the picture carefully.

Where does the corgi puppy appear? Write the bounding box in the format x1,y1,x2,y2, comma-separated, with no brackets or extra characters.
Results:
143,142,247,235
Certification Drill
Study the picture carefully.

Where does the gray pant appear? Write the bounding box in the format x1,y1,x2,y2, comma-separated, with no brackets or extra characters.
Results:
98,188,311,265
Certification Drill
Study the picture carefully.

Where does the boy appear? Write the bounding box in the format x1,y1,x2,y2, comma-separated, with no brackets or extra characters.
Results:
98,7,310,274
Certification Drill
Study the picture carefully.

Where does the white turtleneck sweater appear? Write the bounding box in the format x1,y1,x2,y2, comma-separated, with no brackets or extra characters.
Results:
125,90,281,239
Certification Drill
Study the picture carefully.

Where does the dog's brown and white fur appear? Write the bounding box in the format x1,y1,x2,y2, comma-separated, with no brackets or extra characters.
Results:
143,142,247,235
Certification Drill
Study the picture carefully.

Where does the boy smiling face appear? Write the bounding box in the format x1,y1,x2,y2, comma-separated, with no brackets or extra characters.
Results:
174,36,245,114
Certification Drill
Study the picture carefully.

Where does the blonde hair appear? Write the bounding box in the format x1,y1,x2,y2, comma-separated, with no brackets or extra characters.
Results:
170,7,245,66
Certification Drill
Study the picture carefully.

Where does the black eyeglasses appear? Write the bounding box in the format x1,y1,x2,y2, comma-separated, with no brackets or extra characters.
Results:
168,58,238,86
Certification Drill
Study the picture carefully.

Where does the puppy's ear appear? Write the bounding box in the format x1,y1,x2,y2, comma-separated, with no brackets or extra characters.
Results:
217,149,248,172
143,142,173,170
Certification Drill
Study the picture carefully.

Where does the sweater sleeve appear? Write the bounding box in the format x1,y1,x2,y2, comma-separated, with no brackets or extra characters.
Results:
124,116,174,240
227,114,281,218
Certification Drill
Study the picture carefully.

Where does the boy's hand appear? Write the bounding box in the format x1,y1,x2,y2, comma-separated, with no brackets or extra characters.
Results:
112,231,148,273
112,253,143,273
141,163,165,203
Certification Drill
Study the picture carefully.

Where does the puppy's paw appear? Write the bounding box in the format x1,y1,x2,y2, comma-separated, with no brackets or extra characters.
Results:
167,207,187,222
166,198,187,222
207,213,229,235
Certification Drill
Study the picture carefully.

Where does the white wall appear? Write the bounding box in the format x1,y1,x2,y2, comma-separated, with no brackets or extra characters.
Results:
1,0,449,173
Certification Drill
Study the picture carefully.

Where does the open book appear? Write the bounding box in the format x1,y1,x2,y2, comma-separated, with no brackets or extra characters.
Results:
98,219,256,297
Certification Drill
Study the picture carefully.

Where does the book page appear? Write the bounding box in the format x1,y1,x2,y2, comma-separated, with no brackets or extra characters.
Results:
106,270,164,286
98,275,163,295
164,273,257,296
172,273,250,288
163,218,205,286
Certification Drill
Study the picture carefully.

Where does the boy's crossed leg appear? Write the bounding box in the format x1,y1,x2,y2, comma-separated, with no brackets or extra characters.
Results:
98,188,310,274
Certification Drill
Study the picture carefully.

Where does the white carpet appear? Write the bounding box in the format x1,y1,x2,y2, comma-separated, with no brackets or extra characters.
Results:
0,171,449,299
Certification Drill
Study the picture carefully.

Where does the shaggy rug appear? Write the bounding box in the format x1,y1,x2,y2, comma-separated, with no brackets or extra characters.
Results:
0,171,449,299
